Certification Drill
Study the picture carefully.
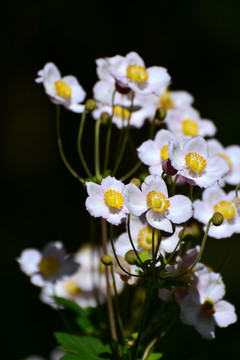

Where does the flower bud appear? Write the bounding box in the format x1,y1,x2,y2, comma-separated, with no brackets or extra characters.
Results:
130,178,141,188
156,108,167,121
85,99,97,112
162,159,178,176
101,254,113,266
232,196,240,210
115,80,131,94
100,112,111,125
125,250,139,265
212,212,224,226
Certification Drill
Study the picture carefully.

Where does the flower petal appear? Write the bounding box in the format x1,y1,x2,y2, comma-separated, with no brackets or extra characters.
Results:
168,195,193,223
146,210,173,232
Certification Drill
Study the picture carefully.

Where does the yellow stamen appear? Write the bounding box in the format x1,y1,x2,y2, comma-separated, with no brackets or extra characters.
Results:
38,257,60,275
161,144,169,161
138,226,158,250
104,189,124,208
201,298,215,317
127,64,148,83
113,105,131,119
185,152,207,173
64,280,82,296
147,191,170,213
214,201,236,220
182,118,199,136
218,154,232,170
160,90,174,109
55,80,72,98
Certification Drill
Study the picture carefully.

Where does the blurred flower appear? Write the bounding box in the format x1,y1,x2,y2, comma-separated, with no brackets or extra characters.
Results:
35,62,86,113
17,242,79,287
156,89,194,110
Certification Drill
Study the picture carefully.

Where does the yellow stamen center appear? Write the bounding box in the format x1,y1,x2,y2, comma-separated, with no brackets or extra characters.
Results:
127,64,148,83
104,189,124,208
38,256,60,275
160,90,174,109
161,144,169,161
218,153,232,170
214,201,236,220
182,118,199,136
201,298,215,317
55,80,72,98
64,280,82,296
138,226,158,250
147,191,170,213
185,152,207,173
113,105,131,119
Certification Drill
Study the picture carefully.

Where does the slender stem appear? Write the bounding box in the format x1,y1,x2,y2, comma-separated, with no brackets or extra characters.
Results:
104,90,116,172
120,161,142,182
155,231,162,263
94,119,101,177
152,228,155,270
56,105,85,184
100,219,119,358
77,107,92,178
235,184,240,197
189,184,193,201
127,215,144,267
132,287,153,360
149,115,157,139
170,175,179,196
174,218,213,279
112,92,134,176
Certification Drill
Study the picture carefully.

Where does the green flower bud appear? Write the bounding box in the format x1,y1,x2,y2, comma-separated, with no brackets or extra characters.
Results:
212,212,224,226
156,108,167,121
101,254,113,266
100,112,111,125
130,178,141,188
125,250,139,265
85,99,97,112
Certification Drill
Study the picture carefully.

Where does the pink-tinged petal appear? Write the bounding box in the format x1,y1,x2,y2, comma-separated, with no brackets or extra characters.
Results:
101,176,124,193
96,58,113,81
180,293,200,326
141,175,168,197
126,51,145,67
207,222,234,239
168,195,193,223
179,246,200,270
168,139,185,169
85,197,109,219
202,185,226,206
62,75,86,103
197,156,230,188
146,66,171,92
170,91,194,108
107,210,127,226
123,184,148,216
146,211,173,232
154,129,175,148
149,164,163,176
17,249,41,276
137,140,160,166
193,199,213,225
207,139,224,156
199,119,216,137
214,300,237,327
195,313,215,339
86,182,104,201
93,80,114,104
41,62,61,93
183,136,208,158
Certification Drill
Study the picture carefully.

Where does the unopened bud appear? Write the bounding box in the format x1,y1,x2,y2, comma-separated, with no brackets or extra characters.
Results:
232,196,240,210
130,178,141,188
115,80,131,94
100,112,111,125
101,254,113,266
156,108,167,121
162,159,178,176
125,250,139,265
85,99,97,112
212,212,224,226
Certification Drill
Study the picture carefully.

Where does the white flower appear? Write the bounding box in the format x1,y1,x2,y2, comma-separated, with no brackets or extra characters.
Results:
123,175,192,232
35,62,86,113
180,271,237,339
164,106,216,138
97,52,170,95
85,176,129,225
193,185,240,239
168,136,230,188
207,138,240,186
137,129,176,176
157,89,194,110
17,241,79,287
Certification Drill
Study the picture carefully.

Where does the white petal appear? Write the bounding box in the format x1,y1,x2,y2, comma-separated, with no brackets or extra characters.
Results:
207,139,224,156
101,176,124,193
67,103,85,113
161,226,182,253
85,197,109,219
149,164,163,176
137,140,160,166
141,175,168,197
146,211,173,232
154,129,175,148
42,62,61,94
193,199,213,225
168,139,185,169
199,119,216,137
204,272,225,302
114,233,134,257
107,210,127,226
195,313,215,339
17,249,41,276
183,136,208,158
86,182,104,201
168,195,193,223
202,185,226,206
123,184,148,216
214,300,237,327
126,51,145,67
146,66,171,93
62,75,86,103
197,156,230,188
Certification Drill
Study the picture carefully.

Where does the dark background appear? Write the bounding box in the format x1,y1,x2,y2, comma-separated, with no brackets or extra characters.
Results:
1,0,240,359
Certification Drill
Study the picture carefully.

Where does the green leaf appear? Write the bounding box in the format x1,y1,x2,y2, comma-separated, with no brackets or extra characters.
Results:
147,353,163,360
60,355,82,360
139,250,150,263
55,333,112,360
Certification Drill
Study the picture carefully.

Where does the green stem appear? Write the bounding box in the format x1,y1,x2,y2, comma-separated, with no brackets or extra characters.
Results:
189,184,193,201
56,105,85,185
149,115,157,139
94,119,101,177
77,107,92,178
235,184,240,197
127,215,144,267
155,231,162,263
104,90,116,172
120,161,142,182
112,92,134,176
152,228,155,271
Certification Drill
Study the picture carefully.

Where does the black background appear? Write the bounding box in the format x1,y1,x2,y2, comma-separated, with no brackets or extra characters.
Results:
1,0,240,359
